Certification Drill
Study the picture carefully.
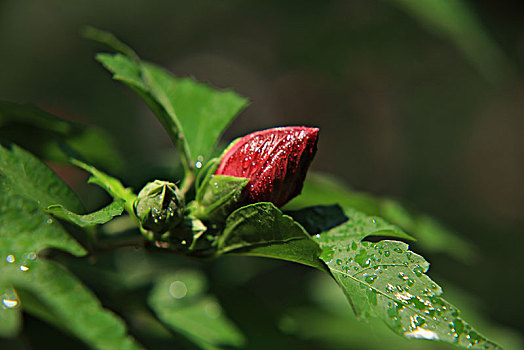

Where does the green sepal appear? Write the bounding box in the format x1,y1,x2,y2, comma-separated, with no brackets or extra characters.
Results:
190,174,249,224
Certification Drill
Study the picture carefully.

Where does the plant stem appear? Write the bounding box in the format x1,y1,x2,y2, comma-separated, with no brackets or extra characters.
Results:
94,235,147,252
179,168,195,195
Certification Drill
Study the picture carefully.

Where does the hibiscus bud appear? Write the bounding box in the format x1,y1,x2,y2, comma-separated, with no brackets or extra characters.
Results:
215,126,319,208
134,180,185,234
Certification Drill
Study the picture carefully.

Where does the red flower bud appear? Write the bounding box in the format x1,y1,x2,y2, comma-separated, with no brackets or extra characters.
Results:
215,126,319,208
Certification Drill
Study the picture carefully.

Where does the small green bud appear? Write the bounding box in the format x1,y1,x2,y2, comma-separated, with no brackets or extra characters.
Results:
134,180,185,234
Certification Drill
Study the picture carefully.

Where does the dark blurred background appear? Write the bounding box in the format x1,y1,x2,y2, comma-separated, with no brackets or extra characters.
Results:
1,0,522,346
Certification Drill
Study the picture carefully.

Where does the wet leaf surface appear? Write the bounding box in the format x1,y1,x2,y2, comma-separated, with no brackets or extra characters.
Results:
314,232,501,349
0,148,142,349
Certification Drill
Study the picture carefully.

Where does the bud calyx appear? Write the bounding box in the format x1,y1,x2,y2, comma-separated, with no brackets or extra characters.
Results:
134,180,185,234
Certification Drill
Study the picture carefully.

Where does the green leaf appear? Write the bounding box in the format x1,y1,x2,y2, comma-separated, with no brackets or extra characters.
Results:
217,203,326,270
0,194,86,257
191,174,249,223
288,172,473,261
82,26,139,60
148,270,245,348
45,199,125,227
381,200,474,262
0,144,84,213
96,52,248,164
145,62,249,163
0,101,123,171
283,272,521,350
317,207,416,244
2,261,143,350
0,155,140,348
71,158,136,216
0,193,142,349
314,230,501,349
0,286,21,338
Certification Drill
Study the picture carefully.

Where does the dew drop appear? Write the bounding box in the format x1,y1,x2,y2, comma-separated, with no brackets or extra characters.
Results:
1,299,18,309
404,327,439,340
46,218,53,224
413,266,424,277
365,275,378,284
6,255,15,264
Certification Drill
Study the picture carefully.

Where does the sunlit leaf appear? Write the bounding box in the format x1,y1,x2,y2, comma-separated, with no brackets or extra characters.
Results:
45,199,125,227
314,229,501,349
287,273,523,350
96,52,248,164
71,158,137,216
217,203,325,270
0,144,84,213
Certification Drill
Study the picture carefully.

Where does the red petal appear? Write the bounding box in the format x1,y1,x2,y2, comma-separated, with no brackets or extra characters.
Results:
216,126,318,207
